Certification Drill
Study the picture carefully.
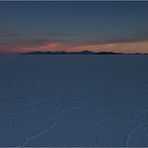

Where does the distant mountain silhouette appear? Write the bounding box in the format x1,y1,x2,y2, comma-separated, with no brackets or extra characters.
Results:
22,50,125,55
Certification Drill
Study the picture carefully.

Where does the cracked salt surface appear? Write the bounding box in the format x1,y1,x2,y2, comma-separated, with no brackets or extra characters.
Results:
0,55,148,146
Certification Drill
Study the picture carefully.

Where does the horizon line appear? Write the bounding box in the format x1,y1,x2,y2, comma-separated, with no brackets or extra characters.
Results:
1,50,148,55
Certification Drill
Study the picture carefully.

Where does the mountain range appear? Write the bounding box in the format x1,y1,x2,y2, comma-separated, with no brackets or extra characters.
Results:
22,50,126,55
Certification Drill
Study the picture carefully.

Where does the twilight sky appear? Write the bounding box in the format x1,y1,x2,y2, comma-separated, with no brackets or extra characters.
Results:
0,1,148,54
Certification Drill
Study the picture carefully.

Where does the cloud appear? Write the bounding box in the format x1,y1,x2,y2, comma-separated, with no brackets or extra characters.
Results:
0,30,81,47
35,32,80,37
1,29,148,53
1,29,148,46
105,31,148,44
19,39,148,54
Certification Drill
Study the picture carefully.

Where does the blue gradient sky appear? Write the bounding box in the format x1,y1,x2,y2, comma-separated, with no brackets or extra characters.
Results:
0,1,148,53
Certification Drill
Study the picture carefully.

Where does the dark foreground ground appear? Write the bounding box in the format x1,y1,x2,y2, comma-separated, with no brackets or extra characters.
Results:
0,55,148,147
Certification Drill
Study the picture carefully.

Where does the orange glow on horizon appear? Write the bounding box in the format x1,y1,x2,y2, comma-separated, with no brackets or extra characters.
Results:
1,40,148,54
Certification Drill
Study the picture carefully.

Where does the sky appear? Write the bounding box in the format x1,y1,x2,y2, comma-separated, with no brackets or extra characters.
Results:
0,1,148,54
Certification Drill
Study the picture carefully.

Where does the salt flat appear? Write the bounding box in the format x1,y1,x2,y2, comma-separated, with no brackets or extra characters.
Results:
0,55,148,147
